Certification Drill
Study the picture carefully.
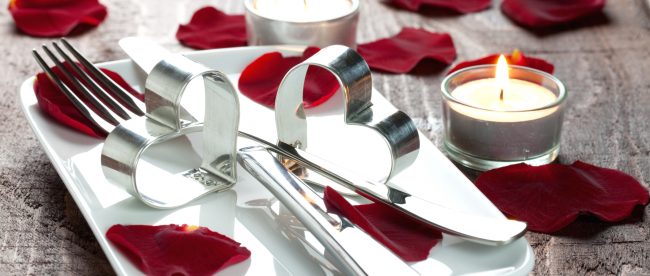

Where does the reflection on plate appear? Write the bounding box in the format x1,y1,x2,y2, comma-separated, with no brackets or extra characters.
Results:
19,46,534,275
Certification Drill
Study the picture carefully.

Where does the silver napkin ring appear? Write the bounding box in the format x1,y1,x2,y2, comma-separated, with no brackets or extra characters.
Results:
100,54,239,209
275,45,420,182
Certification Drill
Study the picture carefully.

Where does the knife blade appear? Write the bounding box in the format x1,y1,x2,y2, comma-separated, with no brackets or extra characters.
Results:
269,142,528,246
118,37,527,246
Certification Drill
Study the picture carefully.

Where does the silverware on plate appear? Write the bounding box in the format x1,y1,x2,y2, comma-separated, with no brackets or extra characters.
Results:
33,38,527,247
32,39,418,276
118,37,527,246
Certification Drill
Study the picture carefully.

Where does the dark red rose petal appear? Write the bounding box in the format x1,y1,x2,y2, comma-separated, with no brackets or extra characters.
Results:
34,64,142,138
9,0,107,37
176,7,247,50
324,187,442,261
501,0,606,28
107,224,251,276
476,161,650,233
388,0,490,13
357,27,456,73
447,49,554,75
238,47,340,109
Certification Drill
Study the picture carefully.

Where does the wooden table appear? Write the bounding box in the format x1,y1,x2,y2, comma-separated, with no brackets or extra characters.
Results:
1,0,648,274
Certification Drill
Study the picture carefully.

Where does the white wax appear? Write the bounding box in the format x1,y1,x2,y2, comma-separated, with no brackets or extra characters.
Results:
252,0,353,22
450,78,558,122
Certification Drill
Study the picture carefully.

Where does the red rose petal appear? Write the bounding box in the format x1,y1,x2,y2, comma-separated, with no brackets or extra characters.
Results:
238,47,340,109
176,7,247,50
357,28,457,73
475,161,650,233
324,187,442,261
106,224,251,276
501,0,606,28
9,0,107,37
447,49,554,75
33,63,142,138
388,0,491,13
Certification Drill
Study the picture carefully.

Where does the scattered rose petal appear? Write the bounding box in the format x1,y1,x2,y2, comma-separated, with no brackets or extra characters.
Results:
107,224,251,276
475,161,650,233
238,47,340,109
9,0,107,37
501,0,606,28
357,27,456,73
388,0,491,13
34,63,142,138
176,7,247,50
447,49,554,75
324,187,442,261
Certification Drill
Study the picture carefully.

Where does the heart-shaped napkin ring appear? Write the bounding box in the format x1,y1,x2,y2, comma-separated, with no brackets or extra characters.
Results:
275,45,420,182
101,54,239,209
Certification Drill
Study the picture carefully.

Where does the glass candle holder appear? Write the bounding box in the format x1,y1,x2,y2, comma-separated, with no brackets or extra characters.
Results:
244,0,359,48
440,65,567,171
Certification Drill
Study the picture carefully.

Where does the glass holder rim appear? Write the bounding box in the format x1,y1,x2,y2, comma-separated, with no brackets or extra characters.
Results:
440,64,567,113
243,0,360,24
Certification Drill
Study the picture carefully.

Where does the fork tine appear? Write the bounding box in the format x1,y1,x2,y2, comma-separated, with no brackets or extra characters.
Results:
61,38,145,116
52,41,132,121
41,45,121,126
32,49,113,136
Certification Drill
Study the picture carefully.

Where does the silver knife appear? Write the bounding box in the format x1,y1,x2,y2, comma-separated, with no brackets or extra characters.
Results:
268,142,527,246
238,146,419,276
118,37,527,246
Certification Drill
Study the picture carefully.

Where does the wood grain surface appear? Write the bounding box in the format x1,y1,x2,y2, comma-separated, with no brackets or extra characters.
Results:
1,0,649,275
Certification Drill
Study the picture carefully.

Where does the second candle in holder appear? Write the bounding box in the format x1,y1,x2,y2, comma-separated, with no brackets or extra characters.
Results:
440,56,567,171
244,0,359,48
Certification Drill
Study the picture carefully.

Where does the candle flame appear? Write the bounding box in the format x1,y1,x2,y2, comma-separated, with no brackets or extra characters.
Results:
496,55,509,87
496,55,509,101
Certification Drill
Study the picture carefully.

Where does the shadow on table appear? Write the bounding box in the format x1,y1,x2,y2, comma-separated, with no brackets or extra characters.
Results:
451,157,563,182
11,23,99,38
551,205,647,239
381,3,467,18
410,59,451,76
372,59,450,76
511,12,611,38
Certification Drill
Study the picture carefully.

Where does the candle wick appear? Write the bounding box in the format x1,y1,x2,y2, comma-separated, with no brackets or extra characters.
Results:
499,89,504,101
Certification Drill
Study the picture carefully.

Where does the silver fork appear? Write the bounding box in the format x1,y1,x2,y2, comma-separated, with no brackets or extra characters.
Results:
32,39,144,137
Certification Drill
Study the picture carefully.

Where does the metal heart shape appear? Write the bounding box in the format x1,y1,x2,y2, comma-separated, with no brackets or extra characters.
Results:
101,54,239,209
274,45,420,183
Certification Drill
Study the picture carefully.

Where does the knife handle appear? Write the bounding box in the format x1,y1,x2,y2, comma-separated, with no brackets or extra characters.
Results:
237,146,419,276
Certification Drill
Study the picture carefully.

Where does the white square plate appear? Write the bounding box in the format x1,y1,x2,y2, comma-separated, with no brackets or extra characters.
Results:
18,45,533,275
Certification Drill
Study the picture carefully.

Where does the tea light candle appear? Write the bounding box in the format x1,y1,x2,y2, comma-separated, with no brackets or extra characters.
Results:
244,0,359,47
441,55,567,171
